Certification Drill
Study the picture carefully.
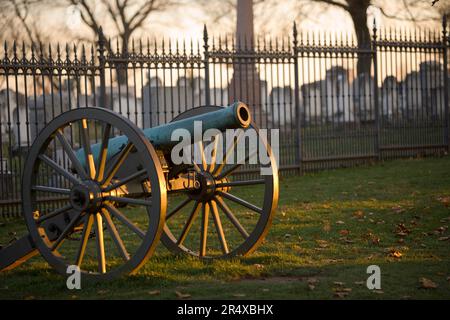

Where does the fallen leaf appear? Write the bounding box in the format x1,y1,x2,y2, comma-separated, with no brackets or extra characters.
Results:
419,278,438,289
322,204,331,209
392,206,405,214
307,278,319,285
308,284,315,291
253,263,265,270
232,293,246,297
372,290,384,294
316,240,329,248
333,281,345,286
389,250,403,258
284,233,291,239
353,210,364,218
262,288,270,292
323,221,331,232
148,290,160,296
354,281,365,286
336,220,345,225
339,229,350,236
334,292,348,298
175,291,191,299
371,236,381,245
437,196,450,207
438,236,450,241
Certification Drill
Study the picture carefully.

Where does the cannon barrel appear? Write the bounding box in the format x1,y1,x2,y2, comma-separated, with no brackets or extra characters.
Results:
76,102,251,167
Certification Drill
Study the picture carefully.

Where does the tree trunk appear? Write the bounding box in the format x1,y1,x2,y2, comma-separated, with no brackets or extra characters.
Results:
346,0,372,76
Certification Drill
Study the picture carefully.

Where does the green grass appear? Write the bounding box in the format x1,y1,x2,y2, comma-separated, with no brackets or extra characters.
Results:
1,156,450,299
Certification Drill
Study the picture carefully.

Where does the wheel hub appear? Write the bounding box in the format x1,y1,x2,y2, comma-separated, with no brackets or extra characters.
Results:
70,181,103,212
188,171,216,202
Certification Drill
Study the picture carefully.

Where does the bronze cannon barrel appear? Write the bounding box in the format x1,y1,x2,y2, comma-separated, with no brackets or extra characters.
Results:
77,101,251,166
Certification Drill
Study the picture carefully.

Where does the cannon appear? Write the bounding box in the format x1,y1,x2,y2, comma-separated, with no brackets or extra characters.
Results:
0,102,278,281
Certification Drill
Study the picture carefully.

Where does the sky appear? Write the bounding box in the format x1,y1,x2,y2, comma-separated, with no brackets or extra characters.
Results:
34,0,445,44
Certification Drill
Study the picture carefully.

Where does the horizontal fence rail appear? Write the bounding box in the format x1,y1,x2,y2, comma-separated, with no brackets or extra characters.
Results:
0,19,449,218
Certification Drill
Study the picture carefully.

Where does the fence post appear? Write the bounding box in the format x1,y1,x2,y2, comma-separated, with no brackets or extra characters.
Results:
293,22,303,174
372,19,381,160
443,15,449,152
97,26,107,109
203,25,211,107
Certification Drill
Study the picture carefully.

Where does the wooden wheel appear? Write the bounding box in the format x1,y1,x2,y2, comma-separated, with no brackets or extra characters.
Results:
22,107,166,281
161,106,279,258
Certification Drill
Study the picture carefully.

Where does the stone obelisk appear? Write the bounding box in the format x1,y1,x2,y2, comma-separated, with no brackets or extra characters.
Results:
229,0,262,125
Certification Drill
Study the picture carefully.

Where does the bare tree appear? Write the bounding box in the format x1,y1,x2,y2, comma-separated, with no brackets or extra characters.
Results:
66,0,178,84
199,0,444,76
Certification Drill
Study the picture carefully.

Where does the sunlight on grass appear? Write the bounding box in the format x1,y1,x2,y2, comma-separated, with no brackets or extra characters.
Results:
1,156,449,299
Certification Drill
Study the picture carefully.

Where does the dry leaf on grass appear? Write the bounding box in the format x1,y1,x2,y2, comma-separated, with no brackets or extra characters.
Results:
392,206,405,214
334,292,348,298
389,250,403,258
437,196,450,207
336,220,345,225
353,210,365,218
232,293,246,298
339,229,350,236
316,240,329,248
148,290,160,296
419,278,438,289
308,284,315,291
253,263,265,270
175,291,191,299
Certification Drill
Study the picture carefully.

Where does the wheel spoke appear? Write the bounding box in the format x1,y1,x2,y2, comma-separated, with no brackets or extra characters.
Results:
177,201,201,246
215,179,265,188
103,169,147,192
96,123,111,181
102,142,133,186
50,211,83,251
215,149,257,180
105,203,145,239
215,196,249,239
38,154,80,185
56,130,88,181
207,136,219,173
166,197,192,220
213,130,243,176
102,208,130,261
217,191,263,214
210,200,229,254
105,196,152,207
94,213,106,273
32,185,71,195
199,202,209,257
75,215,94,267
80,119,96,179
197,141,207,171
37,204,73,223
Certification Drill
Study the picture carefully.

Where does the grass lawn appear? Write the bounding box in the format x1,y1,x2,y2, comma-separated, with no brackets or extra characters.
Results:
0,156,449,300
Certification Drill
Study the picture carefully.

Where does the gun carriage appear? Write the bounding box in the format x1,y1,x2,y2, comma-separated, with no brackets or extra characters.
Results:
0,102,278,281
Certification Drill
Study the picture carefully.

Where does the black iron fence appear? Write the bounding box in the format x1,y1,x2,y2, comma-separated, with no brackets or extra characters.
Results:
1,18,449,218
